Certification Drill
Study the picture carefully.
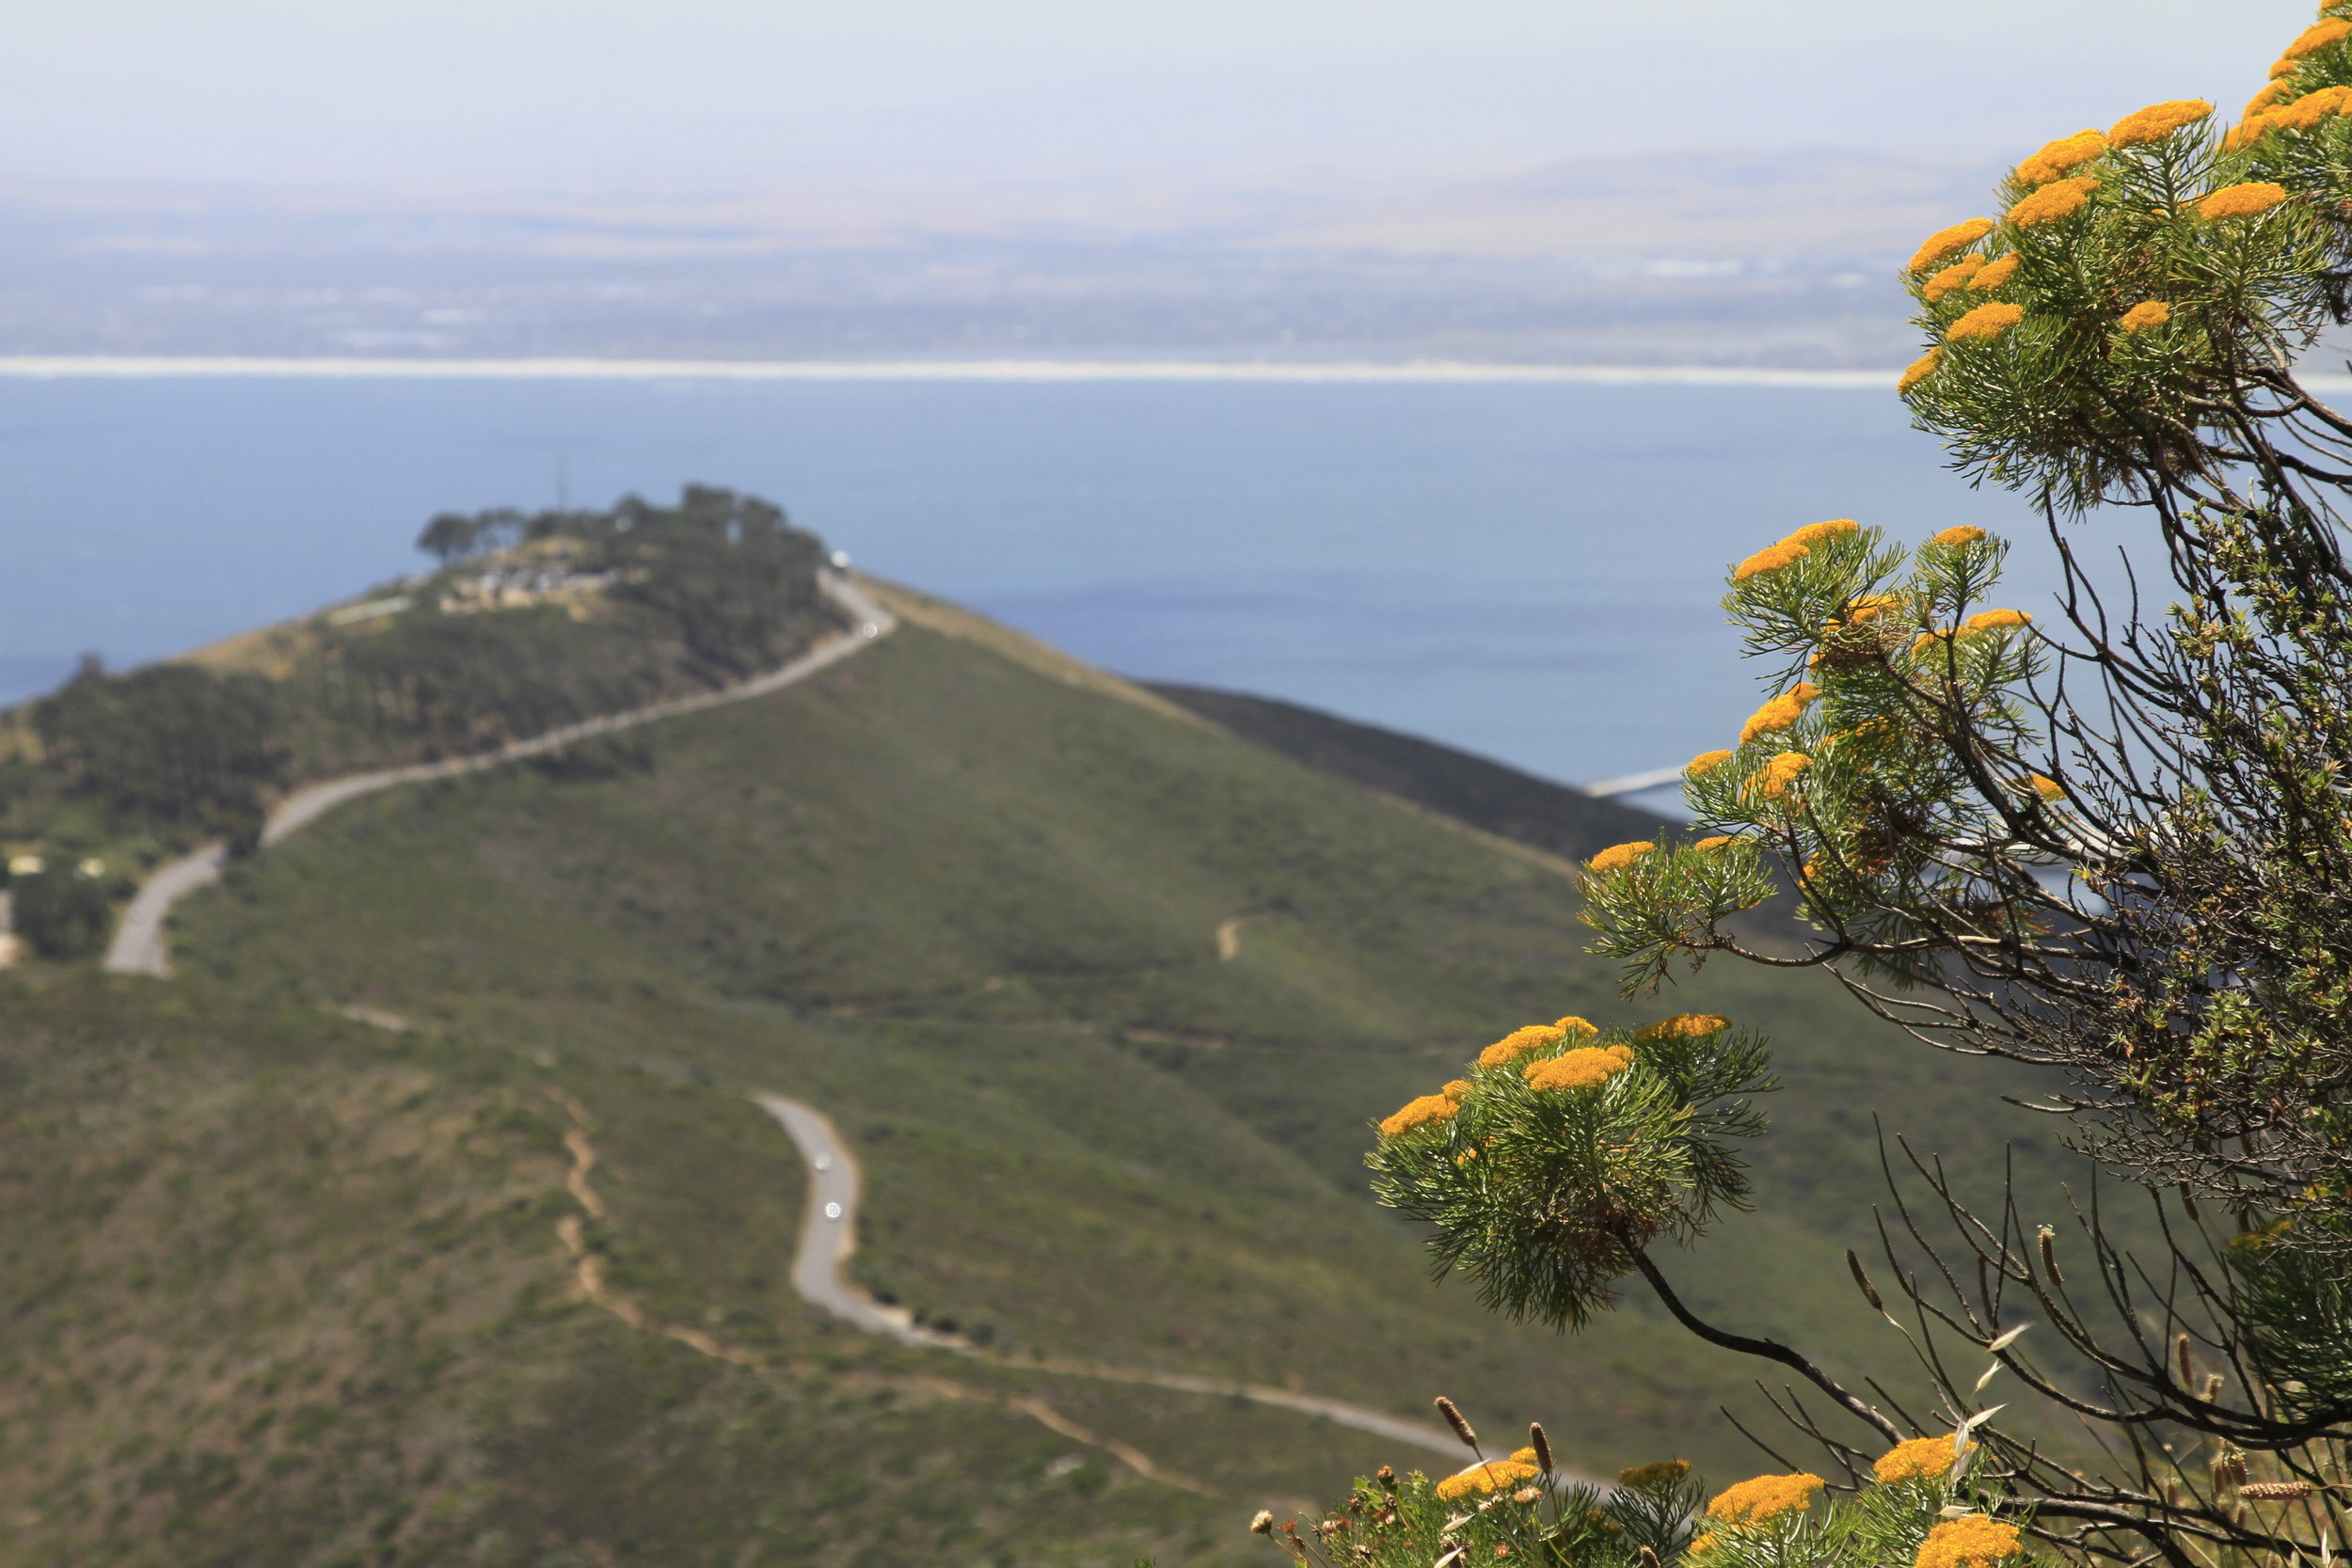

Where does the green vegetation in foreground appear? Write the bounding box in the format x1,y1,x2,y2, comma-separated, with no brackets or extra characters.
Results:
2,577,2104,1564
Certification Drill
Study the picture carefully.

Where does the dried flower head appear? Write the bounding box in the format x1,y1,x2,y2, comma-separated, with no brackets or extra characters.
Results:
1915,1515,2024,1568
1379,1094,1459,1138
1523,1045,1635,1092
1707,1473,1825,1525
1946,302,2026,343
1873,1435,1977,1484
1478,1023,1567,1067
1251,1511,1278,1535
1899,350,1945,394
2108,99,2215,145
1909,218,1996,274
2200,182,2290,219
1688,748,1735,776
2120,301,2172,333
2240,1481,2318,1500
2007,176,2097,227
1588,841,1657,873
1968,254,2021,291
2015,129,2106,184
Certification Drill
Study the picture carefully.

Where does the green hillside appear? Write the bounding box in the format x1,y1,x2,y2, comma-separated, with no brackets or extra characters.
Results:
1,574,2094,1566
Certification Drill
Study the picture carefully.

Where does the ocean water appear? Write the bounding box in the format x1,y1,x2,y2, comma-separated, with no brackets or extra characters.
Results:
0,373,2074,794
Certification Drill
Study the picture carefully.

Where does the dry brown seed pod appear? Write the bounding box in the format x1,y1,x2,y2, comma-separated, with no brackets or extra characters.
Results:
1512,1487,1542,1505
1251,1511,1277,1535
1848,1249,1885,1311
1530,1422,1554,1474
1436,1397,1480,1451
2241,1481,2318,1500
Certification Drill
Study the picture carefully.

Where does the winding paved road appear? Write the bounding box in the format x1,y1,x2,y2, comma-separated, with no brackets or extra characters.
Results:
104,573,896,976
750,1092,1470,1461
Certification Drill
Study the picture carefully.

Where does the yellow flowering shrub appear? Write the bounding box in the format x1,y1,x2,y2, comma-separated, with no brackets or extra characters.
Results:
1688,748,1735,776
1706,1473,1823,1525
1434,1459,1539,1501
1477,1023,1567,1067
1898,350,1943,393
1871,1434,1974,1484
2006,176,2097,228
2285,17,2352,59
1932,525,1987,546
1618,1459,1691,1489
2014,128,2106,184
1635,1013,1730,1042
2200,181,2289,219
2120,300,2172,332
1588,841,1657,873
1523,1045,1635,1092
1440,1079,1471,1101
1554,1015,1599,1037
1915,1515,2025,1568
1922,258,1983,302
1379,1094,1458,1137
1967,253,2020,291
1945,302,2026,342
1692,834,1738,852
2107,98,2214,146
1963,608,2032,632
1908,218,1996,274
1740,684,1818,745
1733,541,1809,581
2275,84,2352,130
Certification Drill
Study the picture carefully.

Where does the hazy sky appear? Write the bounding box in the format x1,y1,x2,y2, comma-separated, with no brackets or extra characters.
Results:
2,1,2320,192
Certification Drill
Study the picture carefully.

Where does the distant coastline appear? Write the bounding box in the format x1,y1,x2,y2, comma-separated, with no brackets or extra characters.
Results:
0,356,1904,388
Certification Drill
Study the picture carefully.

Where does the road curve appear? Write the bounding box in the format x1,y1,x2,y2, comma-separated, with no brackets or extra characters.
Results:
104,573,897,976
750,1091,1471,1462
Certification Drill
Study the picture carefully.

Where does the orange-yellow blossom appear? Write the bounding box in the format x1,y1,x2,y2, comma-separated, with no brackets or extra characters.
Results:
1693,834,1739,852
1756,752,1811,800
1874,1435,1976,1484
1554,1016,1599,1038
1689,749,1735,777
1740,684,1818,745
1635,1012,1729,1041
1707,1473,1825,1525
1479,1024,1566,1068
1436,1460,1540,1502
1734,541,1808,581
1782,519,1859,548
1964,609,2032,632
2014,129,2106,185
2201,182,2289,219
2286,18,2352,59
1947,302,2026,343
2007,176,2097,227
2108,99,2214,145
1915,1516,2025,1568
1909,218,1996,274
1588,841,1656,873
1524,1044,1635,1092
2120,301,2172,332
1899,350,1944,394
1969,254,2020,291
1933,525,1987,546
1923,257,1983,302
1380,1094,1457,1137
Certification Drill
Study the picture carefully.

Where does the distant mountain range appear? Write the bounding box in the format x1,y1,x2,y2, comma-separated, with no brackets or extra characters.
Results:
0,150,2024,368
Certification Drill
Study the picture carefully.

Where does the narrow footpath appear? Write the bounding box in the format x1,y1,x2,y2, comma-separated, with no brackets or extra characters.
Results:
751,1092,1470,1462
103,573,895,976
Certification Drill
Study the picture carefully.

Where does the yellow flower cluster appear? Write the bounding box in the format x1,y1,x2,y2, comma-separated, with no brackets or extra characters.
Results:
1933,525,1988,546
1435,1459,1539,1501
2286,18,2352,59
2246,79,2296,116
1588,841,1657,873
1922,257,1983,303
1909,218,1996,275
2108,99,2214,146
2275,84,2350,130
1441,1079,1471,1101
1756,752,1811,800
1899,350,1944,394
1688,749,1734,777
2014,129,2106,185
1707,1473,1824,1525
1634,1013,1730,1041
1524,1044,1636,1092
2120,300,2172,332
1910,629,1955,658
1785,519,1859,548
1740,685,1819,745
1915,1515,2025,1568
1479,1022,1568,1067
1379,1094,1458,1138
1969,253,2020,292
1734,541,1810,581
1692,834,1739,852
1963,608,2032,632
1836,593,1900,625
1947,302,2026,343
1873,1434,1975,1484
2200,182,2289,219
2007,176,2097,228
1617,1459,1691,1488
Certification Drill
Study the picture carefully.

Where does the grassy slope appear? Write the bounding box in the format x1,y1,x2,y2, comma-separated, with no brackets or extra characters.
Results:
155,602,2090,1489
